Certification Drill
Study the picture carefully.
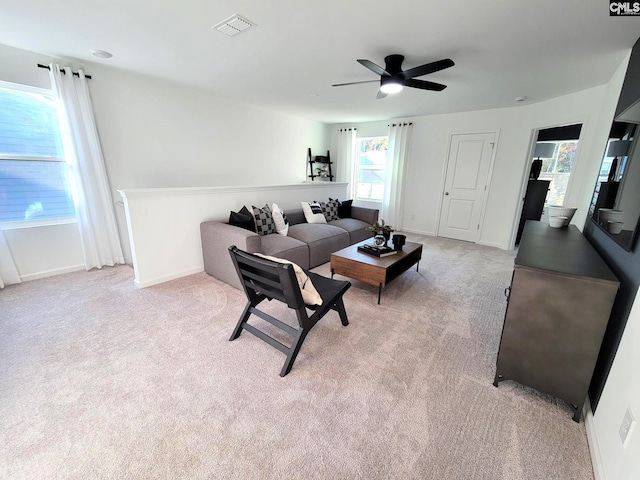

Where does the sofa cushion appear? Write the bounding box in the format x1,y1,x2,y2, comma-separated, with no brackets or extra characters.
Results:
288,224,349,268
252,204,276,236
286,209,306,226
260,234,310,269
301,201,326,224
329,218,374,244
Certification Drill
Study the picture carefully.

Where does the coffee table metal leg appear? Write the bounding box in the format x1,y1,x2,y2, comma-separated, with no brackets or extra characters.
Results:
331,269,334,279
416,261,420,272
378,283,382,304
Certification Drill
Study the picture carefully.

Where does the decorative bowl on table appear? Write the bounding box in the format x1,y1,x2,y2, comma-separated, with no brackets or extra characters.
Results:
547,205,577,227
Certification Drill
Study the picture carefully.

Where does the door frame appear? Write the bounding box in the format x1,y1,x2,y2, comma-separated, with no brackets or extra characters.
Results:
509,118,588,249
436,129,500,243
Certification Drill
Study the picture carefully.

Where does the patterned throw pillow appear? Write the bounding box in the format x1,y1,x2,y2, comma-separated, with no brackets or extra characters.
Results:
301,201,327,224
252,204,276,236
322,198,340,222
271,203,289,236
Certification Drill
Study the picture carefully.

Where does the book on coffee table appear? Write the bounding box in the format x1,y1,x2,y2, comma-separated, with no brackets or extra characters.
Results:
357,244,398,258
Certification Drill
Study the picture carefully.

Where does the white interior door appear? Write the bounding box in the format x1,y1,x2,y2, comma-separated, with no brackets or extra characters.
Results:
438,132,496,242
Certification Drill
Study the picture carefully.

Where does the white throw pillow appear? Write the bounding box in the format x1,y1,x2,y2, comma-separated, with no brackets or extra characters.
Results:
271,203,289,236
301,201,327,224
256,254,322,306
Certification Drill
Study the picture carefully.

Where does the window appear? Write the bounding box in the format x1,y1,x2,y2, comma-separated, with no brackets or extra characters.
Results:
354,136,388,201
0,81,75,224
537,140,578,206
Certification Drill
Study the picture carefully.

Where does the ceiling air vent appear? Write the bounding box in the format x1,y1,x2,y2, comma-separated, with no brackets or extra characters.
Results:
212,14,256,37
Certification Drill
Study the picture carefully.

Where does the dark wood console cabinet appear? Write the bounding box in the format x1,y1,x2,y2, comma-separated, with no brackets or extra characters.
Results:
494,221,619,422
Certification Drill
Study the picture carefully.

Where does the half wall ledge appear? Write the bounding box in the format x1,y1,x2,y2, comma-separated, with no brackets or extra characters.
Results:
117,183,349,288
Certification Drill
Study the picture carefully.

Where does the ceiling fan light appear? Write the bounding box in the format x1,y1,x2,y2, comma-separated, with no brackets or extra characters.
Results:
380,81,403,94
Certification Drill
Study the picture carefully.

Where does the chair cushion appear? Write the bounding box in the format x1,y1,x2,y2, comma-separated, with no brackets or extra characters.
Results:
256,254,322,306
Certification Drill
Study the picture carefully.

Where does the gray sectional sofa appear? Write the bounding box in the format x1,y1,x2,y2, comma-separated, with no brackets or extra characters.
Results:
201,206,379,289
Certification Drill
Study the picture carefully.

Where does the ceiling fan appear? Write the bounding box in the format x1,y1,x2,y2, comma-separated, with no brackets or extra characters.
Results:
332,54,454,99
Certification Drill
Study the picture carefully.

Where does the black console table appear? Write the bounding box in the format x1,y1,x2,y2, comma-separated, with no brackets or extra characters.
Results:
494,221,619,422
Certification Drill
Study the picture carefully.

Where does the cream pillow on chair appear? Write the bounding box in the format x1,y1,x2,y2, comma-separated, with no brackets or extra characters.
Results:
255,254,322,306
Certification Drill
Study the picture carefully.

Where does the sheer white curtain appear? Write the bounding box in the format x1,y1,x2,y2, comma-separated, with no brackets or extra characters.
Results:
48,64,124,270
381,122,413,230
0,230,21,289
336,128,356,197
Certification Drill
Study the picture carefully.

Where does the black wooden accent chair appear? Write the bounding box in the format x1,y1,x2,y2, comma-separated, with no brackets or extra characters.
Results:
228,246,351,377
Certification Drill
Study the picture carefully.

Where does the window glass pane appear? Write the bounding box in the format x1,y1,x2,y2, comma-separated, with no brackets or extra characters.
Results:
538,140,578,206
0,84,75,223
355,136,388,200
0,87,64,157
0,160,75,222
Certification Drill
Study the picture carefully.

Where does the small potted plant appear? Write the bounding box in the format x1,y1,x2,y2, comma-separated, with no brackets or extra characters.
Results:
366,219,394,243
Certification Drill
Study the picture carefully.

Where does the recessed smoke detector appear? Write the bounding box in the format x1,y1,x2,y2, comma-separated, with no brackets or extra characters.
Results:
212,14,256,37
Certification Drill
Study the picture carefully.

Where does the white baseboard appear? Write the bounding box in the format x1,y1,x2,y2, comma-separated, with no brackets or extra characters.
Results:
20,264,85,282
134,266,204,289
478,240,509,250
584,398,606,480
401,228,437,237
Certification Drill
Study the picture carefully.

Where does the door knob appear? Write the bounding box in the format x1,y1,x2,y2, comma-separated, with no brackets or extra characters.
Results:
445,192,449,195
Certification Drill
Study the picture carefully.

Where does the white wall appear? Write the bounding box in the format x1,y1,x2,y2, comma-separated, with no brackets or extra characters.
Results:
587,291,640,480
0,43,331,281
332,85,610,250
582,50,640,480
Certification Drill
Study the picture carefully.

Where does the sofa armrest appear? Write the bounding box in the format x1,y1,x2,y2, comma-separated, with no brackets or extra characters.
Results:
200,221,261,289
351,206,379,226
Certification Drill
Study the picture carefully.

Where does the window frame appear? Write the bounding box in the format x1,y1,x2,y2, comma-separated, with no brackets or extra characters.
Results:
0,80,77,228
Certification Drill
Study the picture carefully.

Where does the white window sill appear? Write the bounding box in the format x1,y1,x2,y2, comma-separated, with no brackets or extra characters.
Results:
0,217,78,230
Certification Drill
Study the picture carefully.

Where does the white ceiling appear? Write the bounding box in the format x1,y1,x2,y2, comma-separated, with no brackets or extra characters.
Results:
1,0,638,123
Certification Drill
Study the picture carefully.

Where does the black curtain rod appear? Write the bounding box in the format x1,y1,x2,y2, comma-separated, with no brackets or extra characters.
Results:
388,122,413,127
37,64,92,79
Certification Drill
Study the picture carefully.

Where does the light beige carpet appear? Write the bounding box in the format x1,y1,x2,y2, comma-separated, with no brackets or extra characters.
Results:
0,235,595,479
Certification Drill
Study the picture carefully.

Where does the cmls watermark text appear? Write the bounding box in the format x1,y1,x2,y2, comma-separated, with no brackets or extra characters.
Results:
610,1,640,15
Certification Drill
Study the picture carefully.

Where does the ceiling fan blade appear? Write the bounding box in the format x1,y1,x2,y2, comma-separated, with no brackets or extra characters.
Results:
357,59,390,77
404,78,447,91
402,58,455,79
376,90,388,100
332,80,380,87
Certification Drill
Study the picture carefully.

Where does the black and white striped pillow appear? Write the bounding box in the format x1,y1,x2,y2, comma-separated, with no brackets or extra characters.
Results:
252,204,276,236
301,201,327,224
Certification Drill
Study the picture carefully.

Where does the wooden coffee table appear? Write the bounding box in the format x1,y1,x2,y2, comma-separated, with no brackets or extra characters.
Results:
330,239,422,304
